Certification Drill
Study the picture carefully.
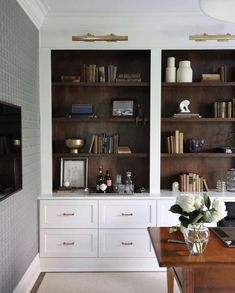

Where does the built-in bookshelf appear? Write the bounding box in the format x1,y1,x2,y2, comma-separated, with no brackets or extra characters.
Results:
51,50,150,192
161,49,235,191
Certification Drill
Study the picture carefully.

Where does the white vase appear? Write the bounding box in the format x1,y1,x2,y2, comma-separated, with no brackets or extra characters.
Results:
165,57,176,83
177,60,193,83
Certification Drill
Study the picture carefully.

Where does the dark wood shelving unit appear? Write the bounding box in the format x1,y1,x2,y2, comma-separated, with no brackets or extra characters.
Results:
162,118,235,122
53,117,147,123
161,153,235,158
161,49,235,190
52,50,150,191
53,82,150,87
162,82,235,87
53,153,149,158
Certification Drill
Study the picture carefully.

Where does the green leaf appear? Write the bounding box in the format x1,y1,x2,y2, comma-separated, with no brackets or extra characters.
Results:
203,193,211,210
179,215,190,228
169,204,183,214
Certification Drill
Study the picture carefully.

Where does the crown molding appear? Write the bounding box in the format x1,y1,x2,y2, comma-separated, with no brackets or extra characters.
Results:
17,0,49,28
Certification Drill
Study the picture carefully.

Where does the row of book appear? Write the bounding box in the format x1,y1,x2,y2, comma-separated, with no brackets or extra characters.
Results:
82,64,117,83
89,133,119,154
65,65,142,83
179,173,209,192
214,100,235,118
166,130,184,154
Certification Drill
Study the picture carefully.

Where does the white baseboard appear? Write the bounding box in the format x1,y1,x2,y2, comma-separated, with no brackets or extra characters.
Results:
40,257,163,272
13,254,41,293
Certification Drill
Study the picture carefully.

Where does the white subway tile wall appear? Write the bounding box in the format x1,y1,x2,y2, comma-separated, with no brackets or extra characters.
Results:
0,0,40,292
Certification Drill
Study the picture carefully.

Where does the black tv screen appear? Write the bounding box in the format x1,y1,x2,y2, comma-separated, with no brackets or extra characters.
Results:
0,101,22,201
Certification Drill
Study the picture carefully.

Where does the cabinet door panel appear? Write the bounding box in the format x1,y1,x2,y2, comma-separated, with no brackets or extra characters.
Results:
99,199,156,228
40,200,98,228
157,199,179,227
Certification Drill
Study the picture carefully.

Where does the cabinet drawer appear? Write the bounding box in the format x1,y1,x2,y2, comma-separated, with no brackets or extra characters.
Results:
99,200,156,228
40,229,98,257
40,200,98,228
99,229,154,257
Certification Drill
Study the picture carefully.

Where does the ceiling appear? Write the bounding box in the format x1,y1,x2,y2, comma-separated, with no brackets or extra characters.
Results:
39,0,201,13
17,0,235,31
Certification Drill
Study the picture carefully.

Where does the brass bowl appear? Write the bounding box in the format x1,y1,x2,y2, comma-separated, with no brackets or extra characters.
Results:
65,138,85,154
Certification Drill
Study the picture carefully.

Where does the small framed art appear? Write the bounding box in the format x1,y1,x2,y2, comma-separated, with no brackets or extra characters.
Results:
60,157,88,189
112,99,135,117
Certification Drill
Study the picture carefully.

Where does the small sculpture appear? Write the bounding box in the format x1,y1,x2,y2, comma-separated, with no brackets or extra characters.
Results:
179,100,191,113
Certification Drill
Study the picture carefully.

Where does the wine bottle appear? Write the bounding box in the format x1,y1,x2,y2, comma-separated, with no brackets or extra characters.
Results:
96,166,107,193
105,170,113,193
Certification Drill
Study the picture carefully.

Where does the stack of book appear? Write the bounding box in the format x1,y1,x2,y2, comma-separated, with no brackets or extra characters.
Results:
214,100,235,118
166,130,184,154
116,73,141,83
89,133,119,154
179,173,208,192
82,64,117,83
201,74,221,82
201,65,227,82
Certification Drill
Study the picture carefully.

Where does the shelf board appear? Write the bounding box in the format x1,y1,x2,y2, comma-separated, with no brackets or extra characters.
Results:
161,153,235,158
161,117,235,122
53,117,148,123
52,82,150,87
53,153,149,158
162,82,235,87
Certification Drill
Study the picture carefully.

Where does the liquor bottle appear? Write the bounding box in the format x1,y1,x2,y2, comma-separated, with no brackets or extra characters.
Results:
125,171,134,194
105,170,113,193
96,166,107,193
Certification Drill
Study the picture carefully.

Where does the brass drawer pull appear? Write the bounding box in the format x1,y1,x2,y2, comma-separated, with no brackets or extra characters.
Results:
121,242,133,246
63,242,75,246
62,213,75,216
121,213,133,216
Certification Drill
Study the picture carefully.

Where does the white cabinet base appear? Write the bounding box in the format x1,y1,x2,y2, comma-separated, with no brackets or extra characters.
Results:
40,257,162,272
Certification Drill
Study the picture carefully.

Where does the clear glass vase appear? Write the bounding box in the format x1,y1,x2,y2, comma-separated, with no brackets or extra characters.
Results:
183,223,210,255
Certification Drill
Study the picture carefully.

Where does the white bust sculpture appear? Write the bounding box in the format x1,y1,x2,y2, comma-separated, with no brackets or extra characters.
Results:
179,100,191,113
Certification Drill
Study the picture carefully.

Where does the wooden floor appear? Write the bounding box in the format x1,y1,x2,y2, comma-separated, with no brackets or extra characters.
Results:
30,273,45,293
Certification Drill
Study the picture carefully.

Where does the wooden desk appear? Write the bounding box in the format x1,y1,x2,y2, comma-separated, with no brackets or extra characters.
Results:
148,227,235,293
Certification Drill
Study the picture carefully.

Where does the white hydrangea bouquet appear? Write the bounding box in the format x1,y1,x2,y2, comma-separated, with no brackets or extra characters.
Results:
170,193,227,228
169,193,228,254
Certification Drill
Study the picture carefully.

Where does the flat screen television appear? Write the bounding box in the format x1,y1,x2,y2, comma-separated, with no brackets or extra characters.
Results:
0,101,22,201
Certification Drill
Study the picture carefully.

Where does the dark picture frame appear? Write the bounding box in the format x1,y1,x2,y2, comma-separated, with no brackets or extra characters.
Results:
60,157,88,189
112,99,135,117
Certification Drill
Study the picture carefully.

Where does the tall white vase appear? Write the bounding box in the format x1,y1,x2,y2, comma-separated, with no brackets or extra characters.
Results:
177,60,193,82
165,57,176,83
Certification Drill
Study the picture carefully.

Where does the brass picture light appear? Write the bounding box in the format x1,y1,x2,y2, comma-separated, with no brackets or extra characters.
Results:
72,33,128,42
189,33,235,42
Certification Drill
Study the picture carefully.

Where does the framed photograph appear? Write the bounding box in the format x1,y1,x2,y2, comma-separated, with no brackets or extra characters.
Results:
112,99,135,117
60,157,88,189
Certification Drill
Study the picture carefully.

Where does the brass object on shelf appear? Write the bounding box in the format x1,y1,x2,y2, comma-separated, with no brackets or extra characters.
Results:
72,33,128,42
65,138,84,154
189,33,235,42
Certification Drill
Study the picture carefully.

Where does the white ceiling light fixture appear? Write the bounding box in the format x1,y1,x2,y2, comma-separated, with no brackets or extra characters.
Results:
199,0,235,23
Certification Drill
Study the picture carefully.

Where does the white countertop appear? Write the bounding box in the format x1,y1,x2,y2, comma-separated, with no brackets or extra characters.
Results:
37,190,235,200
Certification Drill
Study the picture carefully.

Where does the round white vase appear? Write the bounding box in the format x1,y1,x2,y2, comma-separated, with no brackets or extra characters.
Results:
165,57,176,83
177,60,193,82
